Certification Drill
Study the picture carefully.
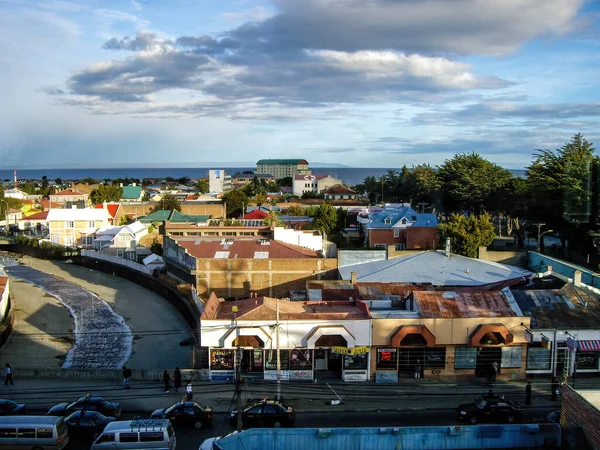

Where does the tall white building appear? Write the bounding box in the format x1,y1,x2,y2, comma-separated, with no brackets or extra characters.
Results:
208,170,232,194
256,159,310,179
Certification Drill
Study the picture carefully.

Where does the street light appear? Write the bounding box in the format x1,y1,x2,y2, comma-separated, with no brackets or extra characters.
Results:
538,229,554,253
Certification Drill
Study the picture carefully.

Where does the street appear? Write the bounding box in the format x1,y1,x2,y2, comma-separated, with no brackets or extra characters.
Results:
63,407,558,450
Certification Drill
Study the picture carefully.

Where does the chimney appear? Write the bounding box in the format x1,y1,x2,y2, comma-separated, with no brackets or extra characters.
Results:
351,271,357,284
573,270,582,287
103,201,108,211
445,238,451,257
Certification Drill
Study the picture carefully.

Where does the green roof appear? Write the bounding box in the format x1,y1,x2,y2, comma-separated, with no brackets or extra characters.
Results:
139,210,211,224
256,159,308,165
139,210,171,223
170,211,211,223
121,185,144,200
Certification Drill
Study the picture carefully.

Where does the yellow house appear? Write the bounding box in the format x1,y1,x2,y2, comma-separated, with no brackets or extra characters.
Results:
47,207,110,248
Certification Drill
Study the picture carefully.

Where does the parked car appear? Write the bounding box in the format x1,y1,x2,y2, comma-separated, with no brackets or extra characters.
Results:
456,397,523,424
151,401,213,429
48,396,121,418
229,400,295,428
0,399,26,416
64,410,115,440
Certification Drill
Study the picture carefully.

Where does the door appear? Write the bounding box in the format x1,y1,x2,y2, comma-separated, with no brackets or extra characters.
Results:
475,348,502,378
315,350,327,371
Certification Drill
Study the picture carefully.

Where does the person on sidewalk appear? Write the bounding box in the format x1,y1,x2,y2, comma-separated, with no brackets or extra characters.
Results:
551,377,559,401
186,382,193,401
3,364,13,386
525,381,532,405
492,361,499,383
163,370,171,393
414,361,422,379
174,368,182,392
122,366,132,390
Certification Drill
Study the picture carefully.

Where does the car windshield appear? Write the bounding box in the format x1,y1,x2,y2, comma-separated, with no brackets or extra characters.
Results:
165,404,180,414
475,398,487,409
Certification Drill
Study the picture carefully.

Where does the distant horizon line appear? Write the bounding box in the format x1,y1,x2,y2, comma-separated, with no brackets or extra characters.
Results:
1,165,528,171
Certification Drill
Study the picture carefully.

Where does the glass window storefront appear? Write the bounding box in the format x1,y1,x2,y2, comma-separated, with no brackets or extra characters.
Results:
526,344,552,370
423,348,446,369
576,352,599,370
211,349,235,370
454,347,477,369
501,346,522,368
265,349,290,370
290,349,312,370
344,353,368,370
376,349,397,370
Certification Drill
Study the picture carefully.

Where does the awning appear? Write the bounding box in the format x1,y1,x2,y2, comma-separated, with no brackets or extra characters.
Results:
391,325,436,347
578,340,600,352
469,324,514,347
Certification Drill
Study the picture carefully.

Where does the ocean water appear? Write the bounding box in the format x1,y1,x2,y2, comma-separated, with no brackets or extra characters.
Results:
0,167,527,187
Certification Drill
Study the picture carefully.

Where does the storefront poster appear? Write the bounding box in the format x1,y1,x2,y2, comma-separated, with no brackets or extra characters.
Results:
211,370,235,382
344,371,367,381
332,346,369,355
375,371,398,383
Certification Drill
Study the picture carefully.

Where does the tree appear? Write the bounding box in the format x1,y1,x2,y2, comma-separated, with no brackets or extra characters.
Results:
151,194,182,212
255,191,267,207
437,152,512,214
21,182,36,195
526,134,597,252
301,191,319,199
54,178,63,186
313,201,338,236
286,205,305,216
264,211,285,227
222,189,249,218
80,177,99,185
150,237,163,256
197,178,209,194
90,185,123,204
438,213,496,258
277,176,293,187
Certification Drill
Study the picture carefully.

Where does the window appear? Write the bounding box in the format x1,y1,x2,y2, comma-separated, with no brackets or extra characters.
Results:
88,221,96,228
65,235,76,245
265,349,290,370
289,349,311,370
211,349,235,370
423,348,446,369
344,353,368,370
401,218,407,225
576,352,599,370
119,432,139,442
140,432,165,442
83,236,93,246
374,244,386,249
526,344,552,370
117,249,124,257
248,405,262,413
384,217,391,224
263,405,278,414
454,347,477,369
0,428,16,438
36,428,53,438
376,348,397,370
65,221,74,228
501,346,522,368
393,229,399,237
395,244,405,250
17,428,35,438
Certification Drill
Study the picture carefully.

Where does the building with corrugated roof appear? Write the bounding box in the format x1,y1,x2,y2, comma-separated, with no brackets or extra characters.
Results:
200,293,371,382
256,159,310,179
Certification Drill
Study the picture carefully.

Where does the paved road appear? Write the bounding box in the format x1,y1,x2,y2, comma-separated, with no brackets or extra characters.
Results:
64,408,559,450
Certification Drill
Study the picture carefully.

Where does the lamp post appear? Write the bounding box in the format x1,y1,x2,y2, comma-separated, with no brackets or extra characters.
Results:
232,305,242,433
538,229,554,253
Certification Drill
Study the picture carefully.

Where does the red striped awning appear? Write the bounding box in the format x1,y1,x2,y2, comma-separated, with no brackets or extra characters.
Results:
578,340,600,352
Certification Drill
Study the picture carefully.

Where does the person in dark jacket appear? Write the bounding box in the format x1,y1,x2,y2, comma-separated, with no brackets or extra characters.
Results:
551,377,559,401
163,370,171,393
122,366,132,390
4,363,13,386
173,368,182,392
525,381,532,405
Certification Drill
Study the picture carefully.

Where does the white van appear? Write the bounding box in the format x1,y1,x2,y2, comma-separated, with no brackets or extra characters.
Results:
0,415,69,449
91,419,175,450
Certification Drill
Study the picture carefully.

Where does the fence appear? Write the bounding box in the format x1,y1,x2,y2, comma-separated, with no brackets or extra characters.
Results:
80,249,163,276
529,251,600,289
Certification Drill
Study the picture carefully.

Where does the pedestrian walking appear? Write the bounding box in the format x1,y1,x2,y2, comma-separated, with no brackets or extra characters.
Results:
186,382,193,401
3,364,13,386
174,368,182,392
122,366,132,390
525,381,532,405
414,360,421,379
492,361,499,382
163,370,171,393
551,376,559,401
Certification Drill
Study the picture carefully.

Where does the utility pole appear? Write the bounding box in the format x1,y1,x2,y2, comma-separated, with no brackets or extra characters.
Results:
533,222,545,247
276,297,281,401
233,306,242,432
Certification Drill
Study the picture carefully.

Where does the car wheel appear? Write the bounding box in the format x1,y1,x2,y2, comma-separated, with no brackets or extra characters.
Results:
506,415,515,424
194,421,203,429
274,421,282,428
469,416,478,425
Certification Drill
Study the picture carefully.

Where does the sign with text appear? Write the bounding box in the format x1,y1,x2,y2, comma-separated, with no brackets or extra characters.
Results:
541,335,551,349
524,330,533,343
332,346,369,355
566,337,577,351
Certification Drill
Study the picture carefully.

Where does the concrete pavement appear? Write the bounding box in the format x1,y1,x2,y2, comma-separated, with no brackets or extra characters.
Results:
0,374,579,414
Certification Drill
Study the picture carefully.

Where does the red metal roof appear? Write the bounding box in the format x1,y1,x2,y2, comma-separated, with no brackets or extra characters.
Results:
23,211,49,220
175,238,321,259
40,199,63,209
414,291,516,318
322,184,356,195
50,189,86,196
94,203,120,219
243,210,269,219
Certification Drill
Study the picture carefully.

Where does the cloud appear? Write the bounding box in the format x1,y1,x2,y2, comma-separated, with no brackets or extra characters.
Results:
221,6,272,24
102,30,165,51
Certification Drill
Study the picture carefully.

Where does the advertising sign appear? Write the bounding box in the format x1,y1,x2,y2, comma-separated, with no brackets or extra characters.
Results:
524,330,533,343
331,346,369,355
566,336,577,351
541,335,552,350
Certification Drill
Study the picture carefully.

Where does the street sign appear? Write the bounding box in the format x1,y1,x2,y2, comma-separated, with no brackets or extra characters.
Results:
524,330,533,343
566,336,577,351
541,335,551,349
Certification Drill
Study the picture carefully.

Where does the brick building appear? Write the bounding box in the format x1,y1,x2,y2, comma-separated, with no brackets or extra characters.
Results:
561,385,600,449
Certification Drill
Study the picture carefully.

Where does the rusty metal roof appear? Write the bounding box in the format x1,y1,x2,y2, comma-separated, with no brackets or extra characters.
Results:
175,238,321,259
414,290,517,318
512,284,600,328
206,296,369,321
306,280,434,301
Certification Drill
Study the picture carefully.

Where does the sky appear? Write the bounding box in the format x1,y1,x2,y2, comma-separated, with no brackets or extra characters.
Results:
1,0,599,169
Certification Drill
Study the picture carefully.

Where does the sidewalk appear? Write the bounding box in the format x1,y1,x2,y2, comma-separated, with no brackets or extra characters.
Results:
0,375,582,414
